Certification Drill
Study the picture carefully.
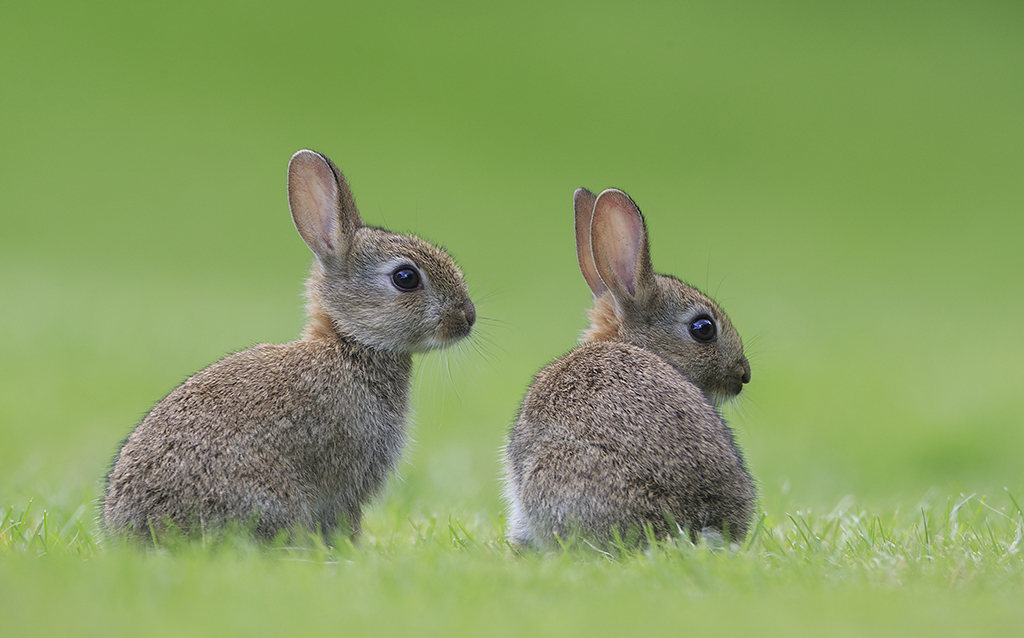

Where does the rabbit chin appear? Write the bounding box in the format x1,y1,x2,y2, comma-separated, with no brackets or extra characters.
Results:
420,331,470,352
707,383,744,409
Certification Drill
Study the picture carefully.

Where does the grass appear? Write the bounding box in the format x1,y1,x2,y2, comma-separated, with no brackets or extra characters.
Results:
7,491,1024,584
3,491,1023,636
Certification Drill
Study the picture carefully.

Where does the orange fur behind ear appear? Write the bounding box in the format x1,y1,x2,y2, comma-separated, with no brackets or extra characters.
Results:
582,293,620,343
302,268,338,342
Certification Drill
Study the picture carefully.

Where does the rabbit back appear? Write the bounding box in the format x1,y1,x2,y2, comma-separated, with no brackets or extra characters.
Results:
104,323,412,540
506,328,754,549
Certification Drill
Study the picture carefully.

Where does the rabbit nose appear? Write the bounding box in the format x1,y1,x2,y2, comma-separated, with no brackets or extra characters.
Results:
737,357,751,384
463,299,476,327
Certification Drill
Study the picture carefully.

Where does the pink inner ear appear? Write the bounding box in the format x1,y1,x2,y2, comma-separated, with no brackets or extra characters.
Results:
289,151,340,256
592,190,644,298
305,172,338,251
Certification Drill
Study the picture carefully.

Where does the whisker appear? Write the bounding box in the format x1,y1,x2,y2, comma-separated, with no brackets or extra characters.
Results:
713,272,733,302
470,290,502,306
474,316,513,330
469,283,504,305
472,334,507,361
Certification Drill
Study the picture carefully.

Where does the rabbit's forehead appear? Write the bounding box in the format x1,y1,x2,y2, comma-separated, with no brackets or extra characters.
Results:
659,276,723,317
352,229,465,290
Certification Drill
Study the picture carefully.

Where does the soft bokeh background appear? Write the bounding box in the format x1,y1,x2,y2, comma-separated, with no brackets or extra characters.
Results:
2,0,1022,533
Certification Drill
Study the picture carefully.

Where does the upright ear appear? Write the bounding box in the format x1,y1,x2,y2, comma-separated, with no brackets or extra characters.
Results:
573,188,605,297
287,149,363,261
590,189,654,301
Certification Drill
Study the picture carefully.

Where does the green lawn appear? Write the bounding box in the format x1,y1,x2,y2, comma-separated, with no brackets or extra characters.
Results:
4,493,1023,636
2,1,1023,635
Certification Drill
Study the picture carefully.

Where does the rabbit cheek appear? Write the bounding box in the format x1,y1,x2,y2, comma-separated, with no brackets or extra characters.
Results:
386,294,435,350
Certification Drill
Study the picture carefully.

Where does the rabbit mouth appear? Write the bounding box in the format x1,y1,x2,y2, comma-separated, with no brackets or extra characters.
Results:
727,376,746,397
422,330,471,351
429,322,473,349
706,377,746,407
710,357,751,405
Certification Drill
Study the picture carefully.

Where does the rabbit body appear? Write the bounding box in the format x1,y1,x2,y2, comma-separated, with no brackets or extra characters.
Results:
104,150,475,542
505,188,754,549
104,336,410,541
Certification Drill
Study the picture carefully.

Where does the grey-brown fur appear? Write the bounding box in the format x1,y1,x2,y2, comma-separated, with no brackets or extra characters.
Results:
504,188,754,549
104,150,475,542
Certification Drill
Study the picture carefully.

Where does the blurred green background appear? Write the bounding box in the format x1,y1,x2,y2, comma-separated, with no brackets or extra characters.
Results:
2,0,1022,526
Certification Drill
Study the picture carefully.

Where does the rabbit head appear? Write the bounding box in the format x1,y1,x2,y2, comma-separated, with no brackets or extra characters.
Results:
288,150,475,353
573,187,749,406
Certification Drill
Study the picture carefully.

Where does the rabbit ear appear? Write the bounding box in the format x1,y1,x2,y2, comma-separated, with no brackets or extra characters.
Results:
287,150,363,261
573,188,605,297
590,189,654,300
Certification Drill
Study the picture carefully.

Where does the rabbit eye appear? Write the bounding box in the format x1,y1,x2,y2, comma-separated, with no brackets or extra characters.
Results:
391,266,421,291
689,316,717,342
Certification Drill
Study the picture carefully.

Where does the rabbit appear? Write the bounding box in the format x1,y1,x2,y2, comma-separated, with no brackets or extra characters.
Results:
504,187,754,550
103,149,476,543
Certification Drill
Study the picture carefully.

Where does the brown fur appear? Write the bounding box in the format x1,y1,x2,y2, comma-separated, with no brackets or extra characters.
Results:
505,188,754,549
103,150,475,543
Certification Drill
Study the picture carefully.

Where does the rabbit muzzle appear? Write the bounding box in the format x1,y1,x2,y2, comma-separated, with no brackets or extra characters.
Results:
737,356,751,384
726,356,752,396
432,298,476,345
462,298,477,328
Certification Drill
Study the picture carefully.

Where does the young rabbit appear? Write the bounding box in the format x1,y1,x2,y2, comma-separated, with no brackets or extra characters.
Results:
103,150,476,542
504,188,754,549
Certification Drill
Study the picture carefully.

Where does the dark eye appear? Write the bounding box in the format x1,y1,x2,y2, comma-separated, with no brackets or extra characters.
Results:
689,316,717,342
391,266,421,291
